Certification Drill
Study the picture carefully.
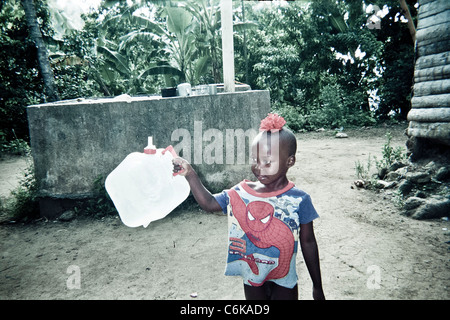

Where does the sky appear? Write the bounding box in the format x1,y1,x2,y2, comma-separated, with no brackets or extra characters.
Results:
48,0,101,39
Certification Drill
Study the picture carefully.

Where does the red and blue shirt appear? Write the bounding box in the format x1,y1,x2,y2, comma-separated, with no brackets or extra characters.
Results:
214,180,319,288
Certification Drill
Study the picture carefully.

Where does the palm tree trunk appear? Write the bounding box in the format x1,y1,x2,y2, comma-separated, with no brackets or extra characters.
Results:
398,0,416,43
21,0,60,102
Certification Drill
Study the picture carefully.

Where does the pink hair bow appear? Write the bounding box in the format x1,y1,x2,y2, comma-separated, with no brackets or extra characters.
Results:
259,113,286,132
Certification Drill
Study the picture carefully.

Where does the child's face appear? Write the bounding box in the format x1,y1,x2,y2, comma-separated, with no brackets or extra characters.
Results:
250,132,294,185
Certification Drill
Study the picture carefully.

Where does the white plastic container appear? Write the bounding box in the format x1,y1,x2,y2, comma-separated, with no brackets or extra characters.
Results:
177,83,192,96
105,137,190,228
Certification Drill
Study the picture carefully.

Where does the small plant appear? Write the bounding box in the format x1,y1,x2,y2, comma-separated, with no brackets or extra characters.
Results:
374,132,407,172
354,132,407,188
355,154,373,181
1,139,30,156
2,160,39,221
392,189,405,208
0,130,31,156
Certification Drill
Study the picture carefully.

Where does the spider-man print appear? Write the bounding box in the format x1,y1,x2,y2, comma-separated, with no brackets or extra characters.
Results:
228,189,295,286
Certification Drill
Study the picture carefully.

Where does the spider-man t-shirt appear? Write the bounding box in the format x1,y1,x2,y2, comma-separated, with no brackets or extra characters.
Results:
214,179,319,288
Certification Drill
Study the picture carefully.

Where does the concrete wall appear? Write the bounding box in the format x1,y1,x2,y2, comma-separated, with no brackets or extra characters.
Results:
27,90,270,217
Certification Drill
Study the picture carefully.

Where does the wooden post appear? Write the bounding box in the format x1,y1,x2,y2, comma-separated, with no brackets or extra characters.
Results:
221,0,235,92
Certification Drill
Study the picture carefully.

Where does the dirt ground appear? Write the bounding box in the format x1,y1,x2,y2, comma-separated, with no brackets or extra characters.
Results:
0,123,448,300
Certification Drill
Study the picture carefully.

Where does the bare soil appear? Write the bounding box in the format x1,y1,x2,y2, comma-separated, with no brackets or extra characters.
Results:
1,123,448,300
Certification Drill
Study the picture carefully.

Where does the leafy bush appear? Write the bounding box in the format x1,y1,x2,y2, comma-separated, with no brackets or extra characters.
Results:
1,139,30,156
53,64,102,100
0,130,31,157
355,154,374,181
1,160,39,221
272,103,307,132
273,80,377,132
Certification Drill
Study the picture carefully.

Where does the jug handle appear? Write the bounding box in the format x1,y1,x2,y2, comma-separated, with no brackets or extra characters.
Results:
162,145,185,176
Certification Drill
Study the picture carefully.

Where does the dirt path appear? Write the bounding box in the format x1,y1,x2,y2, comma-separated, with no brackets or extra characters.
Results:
0,124,448,300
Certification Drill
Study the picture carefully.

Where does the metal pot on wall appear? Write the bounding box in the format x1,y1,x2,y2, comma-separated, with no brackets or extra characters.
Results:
161,87,177,97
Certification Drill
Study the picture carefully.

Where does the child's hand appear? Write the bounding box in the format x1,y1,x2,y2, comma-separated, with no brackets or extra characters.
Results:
172,157,192,177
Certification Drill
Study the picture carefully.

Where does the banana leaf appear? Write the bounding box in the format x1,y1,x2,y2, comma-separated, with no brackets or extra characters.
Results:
233,21,258,32
97,45,131,75
130,13,166,36
165,7,193,37
139,65,184,79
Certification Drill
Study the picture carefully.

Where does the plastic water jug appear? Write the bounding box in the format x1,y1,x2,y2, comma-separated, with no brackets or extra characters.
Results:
105,137,190,228
177,83,191,96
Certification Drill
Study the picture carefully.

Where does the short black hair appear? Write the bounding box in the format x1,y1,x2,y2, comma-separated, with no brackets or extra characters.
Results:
278,128,297,156
257,128,297,157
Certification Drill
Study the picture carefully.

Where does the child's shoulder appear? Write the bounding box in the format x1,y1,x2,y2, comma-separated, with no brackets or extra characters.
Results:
283,184,309,197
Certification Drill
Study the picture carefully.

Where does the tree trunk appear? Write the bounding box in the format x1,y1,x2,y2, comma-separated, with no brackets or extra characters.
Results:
408,121,450,145
411,93,450,108
413,79,450,97
398,0,416,43
407,108,450,122
21,0,60,102
406,0,450,150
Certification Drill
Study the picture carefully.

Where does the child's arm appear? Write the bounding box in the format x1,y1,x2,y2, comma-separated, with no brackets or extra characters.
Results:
300,221,325,300
173,157,222,213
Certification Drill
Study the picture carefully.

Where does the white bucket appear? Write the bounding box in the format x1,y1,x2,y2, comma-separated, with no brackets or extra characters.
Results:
177,83,192,97
105,137,190,228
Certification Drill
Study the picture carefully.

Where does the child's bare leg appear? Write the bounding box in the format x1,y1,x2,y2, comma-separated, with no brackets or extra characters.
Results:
244,282,298,300
244,283,269,300
270,283,298,300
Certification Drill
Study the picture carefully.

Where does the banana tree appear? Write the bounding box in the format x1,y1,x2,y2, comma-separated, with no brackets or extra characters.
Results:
88,2,170,95
159,0,258,85
162,6,200,84
178,0,222,83
83,0,259,92
119,4,211,86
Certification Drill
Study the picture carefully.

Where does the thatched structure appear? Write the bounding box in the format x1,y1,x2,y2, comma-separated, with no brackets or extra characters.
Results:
407,0,450,150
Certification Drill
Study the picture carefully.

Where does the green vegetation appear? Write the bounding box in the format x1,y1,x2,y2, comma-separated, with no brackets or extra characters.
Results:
354,132,408,188
1,0,416,146
373,132,408,171
0,160,39,221
1,0,417,220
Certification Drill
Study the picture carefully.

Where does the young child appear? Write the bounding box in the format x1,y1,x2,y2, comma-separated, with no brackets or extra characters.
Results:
172,113,325,300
